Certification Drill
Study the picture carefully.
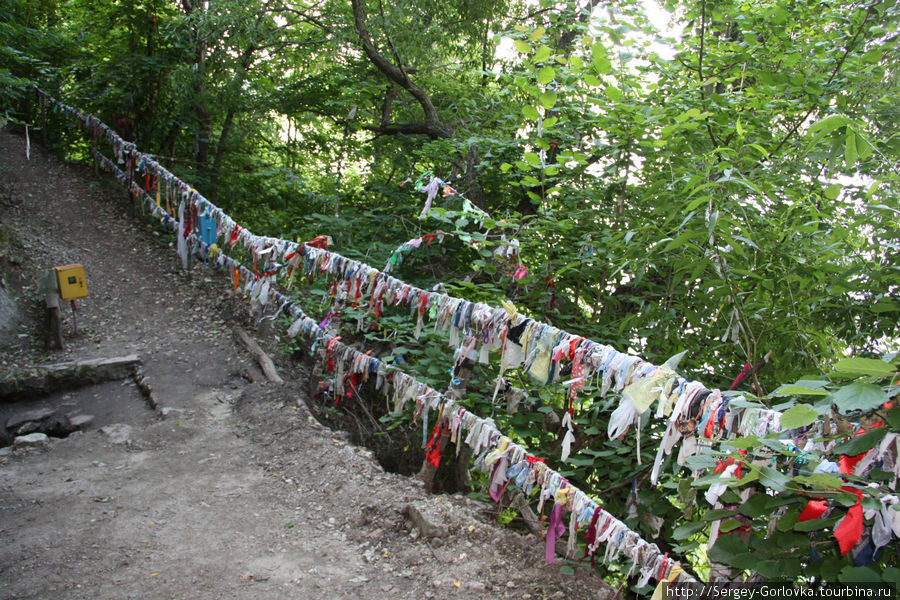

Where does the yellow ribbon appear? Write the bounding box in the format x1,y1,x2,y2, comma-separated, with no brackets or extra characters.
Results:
651,564,684,600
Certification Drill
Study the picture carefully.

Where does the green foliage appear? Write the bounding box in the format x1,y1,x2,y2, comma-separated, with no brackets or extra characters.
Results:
9,0,900,587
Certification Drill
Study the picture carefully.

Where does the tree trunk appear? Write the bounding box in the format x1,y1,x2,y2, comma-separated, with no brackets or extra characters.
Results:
209,46,256,202
419,339,477,493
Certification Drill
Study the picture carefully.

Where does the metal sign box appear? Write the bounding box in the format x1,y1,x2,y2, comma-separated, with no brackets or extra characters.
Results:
55,264,88,300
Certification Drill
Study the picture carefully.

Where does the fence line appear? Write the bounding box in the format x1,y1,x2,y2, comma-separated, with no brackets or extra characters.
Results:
54,84,892,587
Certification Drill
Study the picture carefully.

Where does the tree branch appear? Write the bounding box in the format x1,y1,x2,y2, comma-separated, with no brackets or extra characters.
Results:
349,0,452,139
363,122,450,137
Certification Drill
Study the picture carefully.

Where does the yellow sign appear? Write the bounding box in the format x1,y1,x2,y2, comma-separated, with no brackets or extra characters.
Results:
55,264,88,301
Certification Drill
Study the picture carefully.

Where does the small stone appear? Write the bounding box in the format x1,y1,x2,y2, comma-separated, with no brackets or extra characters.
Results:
466,582,487,591
68,415,95,429
17,421,41,435
100,424,133,444
14,433,49,447
159,407,184,419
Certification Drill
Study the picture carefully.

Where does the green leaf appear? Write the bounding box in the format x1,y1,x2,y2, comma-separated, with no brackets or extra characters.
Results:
499,162,513,173
523,152,541,166
533,45,551,63
591,42,611,74
883,567,900,587
723,435,760,450
832,427,887,456
845,127,858,166
672,520,706,540
605,85,623,102
529,26,546,42
773,385,830,397
838,566,881,583
780,404,819,429
791,473,843,490
887,406,900,431
833,358,896,376
808,114,851,136
777,507,801,532
537,66,555,85
862,48,882,63
702,508,738,521
756,465,789,492
824,184,841,200
543,116,558,128
719,519,744,533
749,143,769,158
522,105,540,120
708,534,749,566
513,40,531,54
662,230,701,252
831,381,889,414
583,73,602,87
739,493,770,517
856,135,874,161
792,517,834,532
539,90,557,109
736,118,744,136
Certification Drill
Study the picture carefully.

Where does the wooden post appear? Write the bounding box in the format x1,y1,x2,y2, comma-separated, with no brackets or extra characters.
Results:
40,270,64,350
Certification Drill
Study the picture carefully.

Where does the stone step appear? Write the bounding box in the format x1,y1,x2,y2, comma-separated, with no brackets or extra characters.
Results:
0,355,141,402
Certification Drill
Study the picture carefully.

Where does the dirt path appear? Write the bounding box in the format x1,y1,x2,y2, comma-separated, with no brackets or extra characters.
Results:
0,131,612,600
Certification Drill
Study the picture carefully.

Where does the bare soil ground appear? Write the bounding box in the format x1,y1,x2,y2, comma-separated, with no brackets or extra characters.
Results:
0,130,613,600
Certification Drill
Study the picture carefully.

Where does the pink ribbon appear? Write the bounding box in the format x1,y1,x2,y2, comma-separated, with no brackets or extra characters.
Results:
546,502,566,563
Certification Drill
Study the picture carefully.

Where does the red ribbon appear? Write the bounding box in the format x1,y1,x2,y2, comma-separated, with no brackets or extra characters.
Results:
424,422,447,467
798,499,828,522
306,235,329,249
582,507,603,565
833,486,864,556
713,451,746,480
325,336,342,373
229,225,242,248
729,362,752,391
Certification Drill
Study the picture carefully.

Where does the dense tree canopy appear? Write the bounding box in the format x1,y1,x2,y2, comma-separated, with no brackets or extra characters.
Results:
3,0,899,592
